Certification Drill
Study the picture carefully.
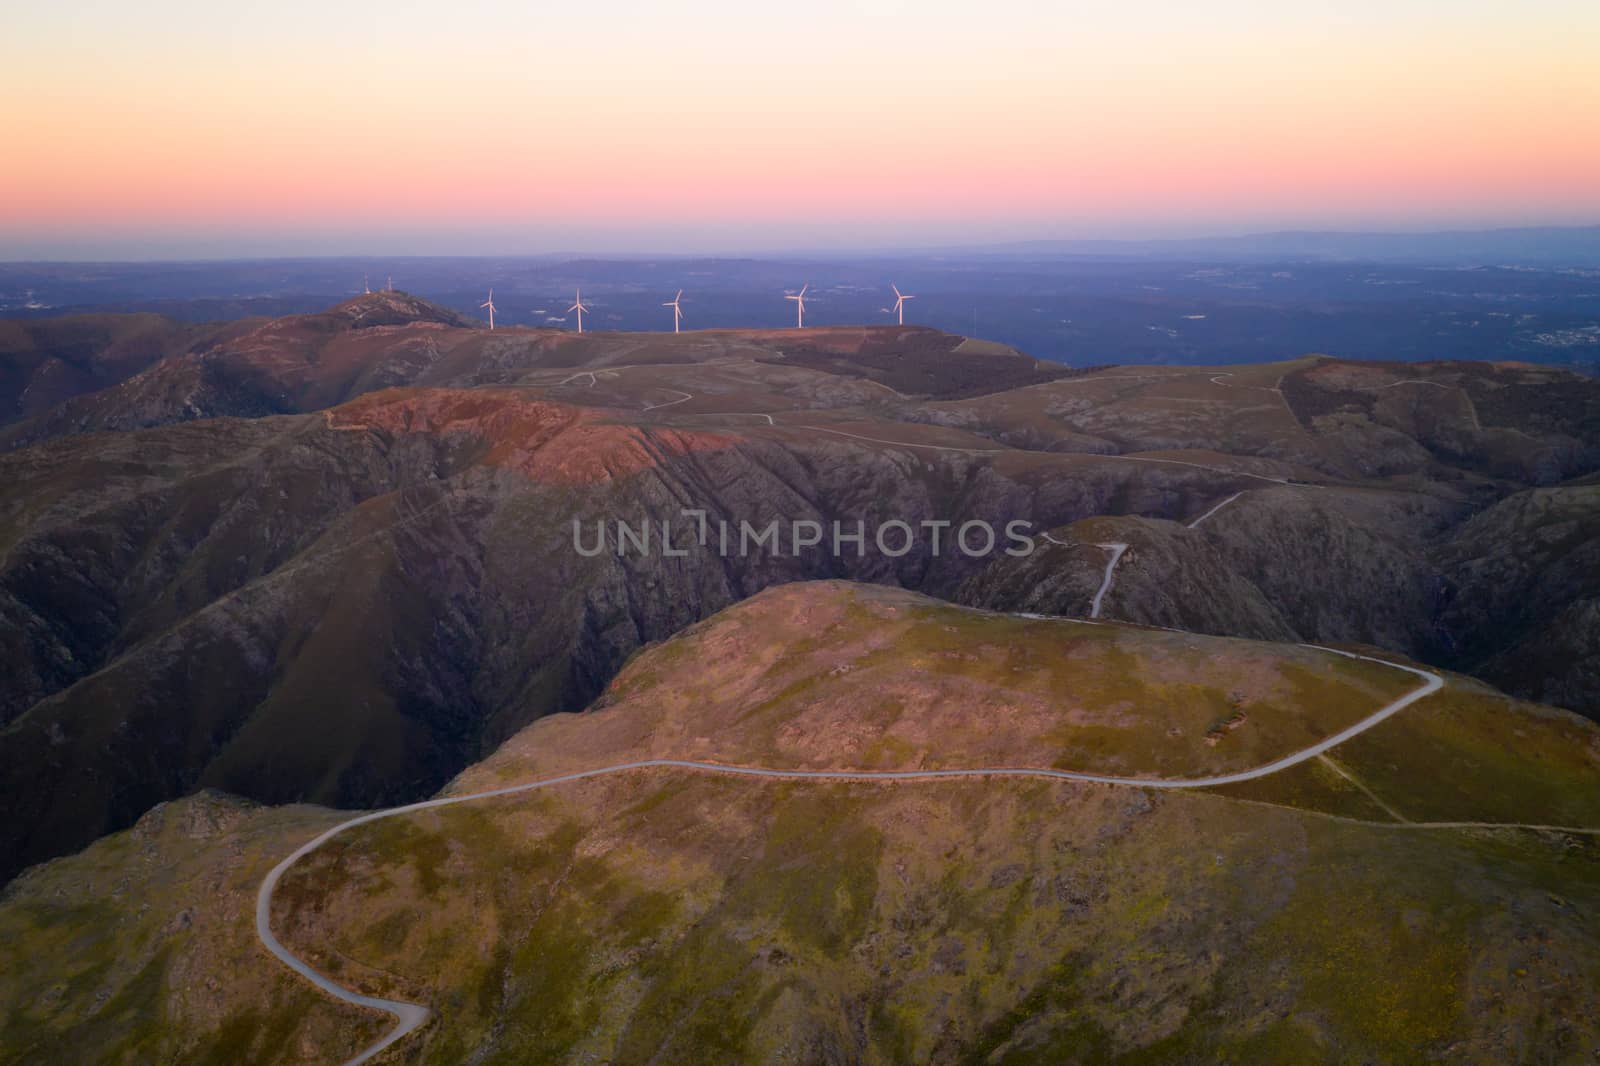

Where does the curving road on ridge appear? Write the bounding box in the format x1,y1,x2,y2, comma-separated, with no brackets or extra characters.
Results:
255,361,1526,1064
258,639,1448,1066
1089,542,1129,619
1187,490,1244,529
640,389,695,412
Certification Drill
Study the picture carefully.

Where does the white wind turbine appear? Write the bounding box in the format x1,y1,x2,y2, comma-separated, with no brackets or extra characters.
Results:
663,289,684,333
785,283,809,328
480,288,497,330
569,288,591,333
890,283,915,325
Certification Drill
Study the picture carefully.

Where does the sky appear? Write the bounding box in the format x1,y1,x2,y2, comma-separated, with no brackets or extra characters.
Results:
2,0,1598,259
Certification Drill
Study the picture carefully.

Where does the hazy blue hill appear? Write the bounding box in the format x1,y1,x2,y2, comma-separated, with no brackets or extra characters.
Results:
968,225,1600,266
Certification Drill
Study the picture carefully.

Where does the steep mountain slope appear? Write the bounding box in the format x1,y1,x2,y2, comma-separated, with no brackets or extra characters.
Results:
3,583,1598,1065
957,473,1600,719
1434,477,1600,710
0,312,245,424
0,293,472,448
1,385,1284,881
3,302,1598,883
957,485,1460,656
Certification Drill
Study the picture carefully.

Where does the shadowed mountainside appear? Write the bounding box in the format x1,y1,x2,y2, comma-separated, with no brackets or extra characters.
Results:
0,385,1283,881
0,312,254,424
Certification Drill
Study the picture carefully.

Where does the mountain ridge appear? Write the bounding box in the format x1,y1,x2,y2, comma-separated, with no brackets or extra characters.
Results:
1,301,1598,884
5,580,1600,1064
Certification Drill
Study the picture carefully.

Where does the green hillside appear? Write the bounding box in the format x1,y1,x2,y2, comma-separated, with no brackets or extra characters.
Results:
4,583,1598,1064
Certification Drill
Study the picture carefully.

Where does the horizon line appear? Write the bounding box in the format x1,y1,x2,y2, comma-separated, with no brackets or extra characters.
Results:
5,221,1600,266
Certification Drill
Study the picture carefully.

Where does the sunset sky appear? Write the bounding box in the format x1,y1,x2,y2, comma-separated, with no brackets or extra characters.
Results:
3,0,1598,258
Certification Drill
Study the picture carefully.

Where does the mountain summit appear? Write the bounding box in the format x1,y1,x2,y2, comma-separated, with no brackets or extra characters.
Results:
323,290,473,330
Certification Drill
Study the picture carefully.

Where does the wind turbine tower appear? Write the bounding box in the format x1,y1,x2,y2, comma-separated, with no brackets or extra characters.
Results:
480,288,497,330
890,283,915,325
569,288,591,334
663,290,684,333
785,283,809,328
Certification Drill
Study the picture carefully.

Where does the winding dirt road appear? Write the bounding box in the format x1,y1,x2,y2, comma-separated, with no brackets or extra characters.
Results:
1089,542,1129,619
1187,491,1244,529
254,372,1495,1063
258,639,1448,1065
640,389,694,412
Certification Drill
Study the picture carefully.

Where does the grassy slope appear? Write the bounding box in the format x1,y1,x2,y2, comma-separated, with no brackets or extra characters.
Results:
263,773,1600,1066
4,582,1600,1064
0,793,384,1065
460,582,1418,785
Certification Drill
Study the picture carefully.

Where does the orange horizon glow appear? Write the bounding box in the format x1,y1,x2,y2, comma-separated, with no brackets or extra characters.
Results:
4,1,1598,255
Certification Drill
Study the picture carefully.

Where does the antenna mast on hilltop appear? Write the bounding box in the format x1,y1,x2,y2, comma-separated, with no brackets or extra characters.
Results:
568,288,590,333
890,283,915,325
480,288,497,330
785,283,809,328
663,290,684,333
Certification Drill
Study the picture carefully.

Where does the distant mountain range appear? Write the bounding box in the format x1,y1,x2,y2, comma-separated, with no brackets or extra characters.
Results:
3,230,1598,371
947,225,1600,266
